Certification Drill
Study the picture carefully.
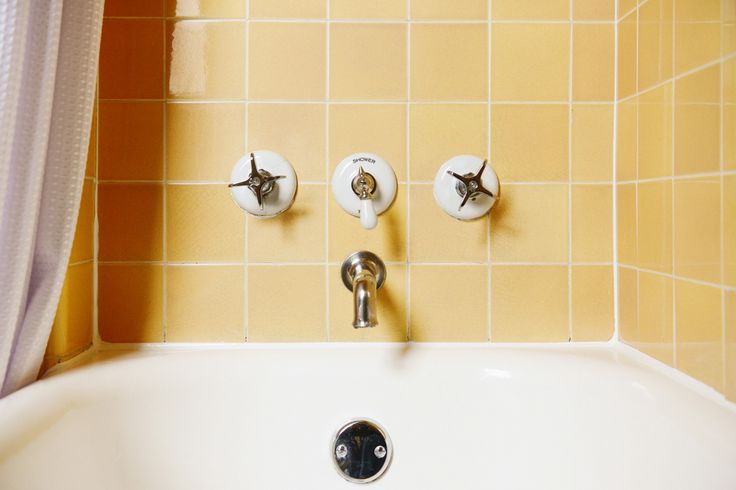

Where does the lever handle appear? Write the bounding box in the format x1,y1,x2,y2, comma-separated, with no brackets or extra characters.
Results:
360,198,377,230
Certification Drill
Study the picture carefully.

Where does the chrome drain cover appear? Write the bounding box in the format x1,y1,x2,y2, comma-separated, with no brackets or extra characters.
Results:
332,419,392,483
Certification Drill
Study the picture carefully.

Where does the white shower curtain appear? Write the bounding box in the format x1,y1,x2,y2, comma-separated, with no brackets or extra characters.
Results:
0,0,103,397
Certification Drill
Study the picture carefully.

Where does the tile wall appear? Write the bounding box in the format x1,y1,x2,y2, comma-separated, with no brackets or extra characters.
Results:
53,0,621,354
616,0,735,400
91,0,617,344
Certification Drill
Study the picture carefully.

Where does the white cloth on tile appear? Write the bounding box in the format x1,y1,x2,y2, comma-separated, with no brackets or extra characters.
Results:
0,0,103,397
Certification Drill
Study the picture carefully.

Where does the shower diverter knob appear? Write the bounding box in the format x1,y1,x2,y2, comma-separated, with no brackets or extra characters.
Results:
433,155,500,220
332,152,397,230
229,150,297,217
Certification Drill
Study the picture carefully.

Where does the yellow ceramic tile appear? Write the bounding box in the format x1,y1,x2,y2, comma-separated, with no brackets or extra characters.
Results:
617,12,637,99
491,266,568,342
86,104,96,178
726,175,736,286
48,263,93,358
98,183,163,261
166,266,244,342
571,266,614,341
249,23,325,100
329,185,406,262
638,0,673,91
618,0,637,17
250,0,325,18
674,65,720,175
167,103,245,181
571,104,613,181
69,179,95,263
410,266,488,341
674,0,721,21
616,99,637,182
726,58,736,171
674,178,721,283
572,185,613,262
492,24,569,101
411,104,486,181
329,264,407,342
572,0,614,20
411,24,487,101
637,271,673,365
99,101,164,180
675,280,723,389
411,0,486,19
492,0,568,20
248,266,326,341
331,24,406,100
491,184,569,262
409,185,487,262
167,184,244,262
617,184,637,265
105,0,164,17
638,83,673,179
99,19,164,99
167,21,245,99
491,104,568,182
637,181,672,273
726,291,736,401
674,21,720,75
248,185,326,262
331,104,406,181
573,23,615,101
250,104,325,182
618,266,638,343
99,264,164,342
167,0,245,17
331,0,406,19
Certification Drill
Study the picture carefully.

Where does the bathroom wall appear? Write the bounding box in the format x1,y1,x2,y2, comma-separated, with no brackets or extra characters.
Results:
85,0,617,344
616,0,735,400
43,113,97,372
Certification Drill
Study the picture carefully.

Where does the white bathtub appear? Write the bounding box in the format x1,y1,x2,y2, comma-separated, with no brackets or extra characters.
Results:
0,344,734,489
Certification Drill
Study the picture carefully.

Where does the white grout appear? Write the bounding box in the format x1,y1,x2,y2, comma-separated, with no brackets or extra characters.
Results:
487,0,493,342
567,0,574,341
324,0,331,342
405,0,412,341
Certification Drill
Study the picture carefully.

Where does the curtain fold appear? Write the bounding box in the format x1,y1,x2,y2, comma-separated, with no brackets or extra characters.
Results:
0,0,103,397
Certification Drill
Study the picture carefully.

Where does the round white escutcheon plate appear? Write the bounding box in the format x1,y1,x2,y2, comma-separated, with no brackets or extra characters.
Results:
433,155,500,221
229,150,297,218
331,152,397,228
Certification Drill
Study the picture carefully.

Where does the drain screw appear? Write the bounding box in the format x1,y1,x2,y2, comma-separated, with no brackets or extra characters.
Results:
374,446,386,459
336,444,348,459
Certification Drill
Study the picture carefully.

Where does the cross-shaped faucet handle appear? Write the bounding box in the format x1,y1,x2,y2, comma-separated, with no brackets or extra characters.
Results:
446,159,496,211
228,152,285,208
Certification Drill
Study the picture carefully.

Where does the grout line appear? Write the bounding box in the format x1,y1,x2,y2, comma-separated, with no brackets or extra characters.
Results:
161,11,168,344
487,0,493,342
92,76,100,347
99,98,618,105
618,52,736,103
325,0,331,342
405,0,412,341
104,16,617,25
719,24,726,393
670,0,677,369
97,260,616,266
618,263,736,293
567,0,574,341
243,0,250,342
611,0,620,341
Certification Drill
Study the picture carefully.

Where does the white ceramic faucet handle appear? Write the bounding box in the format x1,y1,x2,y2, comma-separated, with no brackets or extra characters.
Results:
433,155,500,220
360,198,377,230
332,152,397,230
229,150,297,218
